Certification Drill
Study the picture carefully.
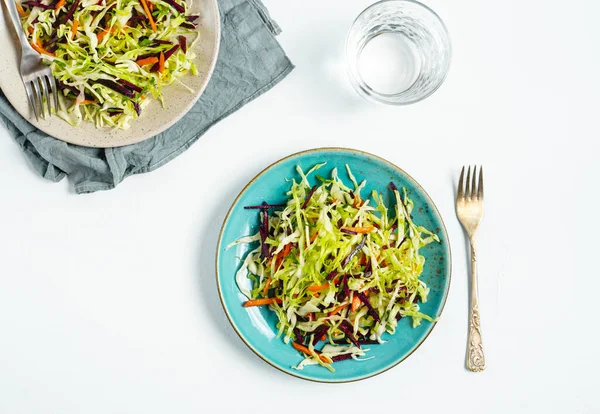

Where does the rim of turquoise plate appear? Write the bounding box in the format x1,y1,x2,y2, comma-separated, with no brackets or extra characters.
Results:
215,147,452,383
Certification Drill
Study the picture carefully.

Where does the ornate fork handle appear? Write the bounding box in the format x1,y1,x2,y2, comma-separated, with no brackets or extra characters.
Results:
467,238,486,372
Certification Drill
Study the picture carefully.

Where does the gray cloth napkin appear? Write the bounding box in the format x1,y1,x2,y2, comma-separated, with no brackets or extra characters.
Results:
0,0,293,193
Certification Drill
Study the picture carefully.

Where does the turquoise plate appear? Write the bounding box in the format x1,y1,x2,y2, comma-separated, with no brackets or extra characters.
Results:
216,148,451,383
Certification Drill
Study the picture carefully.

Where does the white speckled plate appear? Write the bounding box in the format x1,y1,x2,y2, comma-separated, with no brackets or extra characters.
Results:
0,0,220,147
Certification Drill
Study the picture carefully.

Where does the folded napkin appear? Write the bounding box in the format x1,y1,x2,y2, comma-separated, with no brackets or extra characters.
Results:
0,0,293,194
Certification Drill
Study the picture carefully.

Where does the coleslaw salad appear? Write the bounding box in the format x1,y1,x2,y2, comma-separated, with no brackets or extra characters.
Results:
17,0,200,129
229,163,441,372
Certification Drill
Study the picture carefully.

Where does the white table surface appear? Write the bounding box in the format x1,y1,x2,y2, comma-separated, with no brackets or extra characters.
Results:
1,0,599,412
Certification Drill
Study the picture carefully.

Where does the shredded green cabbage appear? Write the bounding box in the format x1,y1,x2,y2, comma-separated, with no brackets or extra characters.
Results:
230,163,441,371
19,0,199,129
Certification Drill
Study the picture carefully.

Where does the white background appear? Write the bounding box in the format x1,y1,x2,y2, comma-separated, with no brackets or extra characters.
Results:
1,0,599,412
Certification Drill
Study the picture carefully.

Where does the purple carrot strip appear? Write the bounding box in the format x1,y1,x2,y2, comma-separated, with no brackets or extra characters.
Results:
341,236,366,267
356,291,380,323
180,22,196,30
95,79,134,98
45,35,60,48
162,0,185,13
128,15,145,26
363,261,372,277
342,276,350,299
178,35,187,53
339,321,360,348
293,328,305,345
244,204,286,209
349,190,355,199
336,276,348,302
358,339,380,345
396,313,403,321
133,102,141,116
260,202,270,259
337,219,343,227
325,270,338,281
186,14,199,22
343,277,350,297
150,44,179,72
117,79,143,93
152,39,172,45
301,185,318,209
331,354,352,362
340,228,357,235
390,221,398,231
24,1,53,9
389,182,398,193
55,0,80,27
58,81,78,94
311,325,329,346
136,52,157,60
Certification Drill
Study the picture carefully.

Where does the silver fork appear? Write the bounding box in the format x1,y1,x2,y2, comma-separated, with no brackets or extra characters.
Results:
1,0,58,120
456,166,486,372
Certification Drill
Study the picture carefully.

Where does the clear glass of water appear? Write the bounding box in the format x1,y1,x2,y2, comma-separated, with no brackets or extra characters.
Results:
346,0,451,105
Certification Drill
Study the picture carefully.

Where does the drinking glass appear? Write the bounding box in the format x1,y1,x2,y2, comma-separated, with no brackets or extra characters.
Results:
346,0,451,105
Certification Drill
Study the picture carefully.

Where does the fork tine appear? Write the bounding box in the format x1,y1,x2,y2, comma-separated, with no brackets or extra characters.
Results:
465,166,472,199
32,78,44,118
472,166,478,200
44,76,54,116
457,166,465,200
40,76,50,118
50,76,58,113
24,81,39,121
478,167,484,200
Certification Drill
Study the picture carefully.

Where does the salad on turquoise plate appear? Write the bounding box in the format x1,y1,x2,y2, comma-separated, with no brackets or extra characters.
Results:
216,148,451,382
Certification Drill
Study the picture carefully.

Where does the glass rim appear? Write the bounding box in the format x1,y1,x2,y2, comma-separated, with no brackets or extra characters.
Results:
345,0,452,106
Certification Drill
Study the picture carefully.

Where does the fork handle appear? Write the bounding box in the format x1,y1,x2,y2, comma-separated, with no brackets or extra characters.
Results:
2,0,35,52
467,237,486,372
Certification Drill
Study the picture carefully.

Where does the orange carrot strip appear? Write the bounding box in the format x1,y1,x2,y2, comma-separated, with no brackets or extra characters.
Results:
27,25,33,34
79,99,95,105
262,278,272,296
16,2,26,16
71,20,79,38
158,51,164,73
309,232,318,243
351,294,361,312
31,41,55,57
292,342,332,364
96,30,107,42
139,0,156,32
328,304,347,317
274,253,284,271
54,0,65,10
243,297,282,307
307,283,329,293
282,243,292,257
136,56,159,66
340,225,375,234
